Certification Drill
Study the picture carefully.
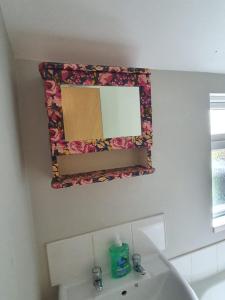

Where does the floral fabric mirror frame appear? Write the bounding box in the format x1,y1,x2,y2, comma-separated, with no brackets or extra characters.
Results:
39,62,154,189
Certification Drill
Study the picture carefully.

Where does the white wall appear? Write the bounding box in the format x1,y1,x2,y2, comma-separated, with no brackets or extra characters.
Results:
15,59,225,300
0,8,40,300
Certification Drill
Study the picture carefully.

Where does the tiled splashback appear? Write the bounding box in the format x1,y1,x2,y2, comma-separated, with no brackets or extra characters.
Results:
170,240,225,283
47,214,165,286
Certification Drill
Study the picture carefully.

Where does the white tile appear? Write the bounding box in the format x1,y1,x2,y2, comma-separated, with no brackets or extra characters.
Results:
170,254,192,282
93,223,133,274
217,240,225,272
47,233,94,286
191,245,217,282
132,214,165,257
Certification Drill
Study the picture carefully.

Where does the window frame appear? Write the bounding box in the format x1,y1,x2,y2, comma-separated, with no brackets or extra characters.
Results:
210,94,225,231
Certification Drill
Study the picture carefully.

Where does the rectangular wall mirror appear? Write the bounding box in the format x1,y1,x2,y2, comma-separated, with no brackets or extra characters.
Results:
61,85,142,141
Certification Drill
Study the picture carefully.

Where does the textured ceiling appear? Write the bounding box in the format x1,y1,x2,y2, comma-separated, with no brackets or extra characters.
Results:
1,0,225,73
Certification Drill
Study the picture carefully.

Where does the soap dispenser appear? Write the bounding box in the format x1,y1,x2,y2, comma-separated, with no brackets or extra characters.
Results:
109,235,131,278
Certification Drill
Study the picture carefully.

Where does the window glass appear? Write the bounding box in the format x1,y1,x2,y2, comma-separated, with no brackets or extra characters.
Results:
210,109,225,135
211,149,225,209
210,94,225,224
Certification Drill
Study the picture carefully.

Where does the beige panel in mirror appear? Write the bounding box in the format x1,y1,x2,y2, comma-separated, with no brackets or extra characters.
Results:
61,86,103,141
58,148,148,175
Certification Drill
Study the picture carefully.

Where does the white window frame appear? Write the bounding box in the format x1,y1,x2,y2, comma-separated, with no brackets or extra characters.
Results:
210,94,225,231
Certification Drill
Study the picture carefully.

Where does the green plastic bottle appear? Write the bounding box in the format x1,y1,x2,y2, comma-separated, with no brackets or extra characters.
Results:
109,235,131,278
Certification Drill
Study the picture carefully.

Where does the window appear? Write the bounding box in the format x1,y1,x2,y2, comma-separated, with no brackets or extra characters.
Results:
210,94,225,230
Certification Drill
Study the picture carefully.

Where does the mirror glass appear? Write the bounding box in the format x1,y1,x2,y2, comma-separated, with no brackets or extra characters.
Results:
61,85,141,141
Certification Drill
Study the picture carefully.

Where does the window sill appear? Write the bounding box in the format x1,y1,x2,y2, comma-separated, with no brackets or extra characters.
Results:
213,215,225,233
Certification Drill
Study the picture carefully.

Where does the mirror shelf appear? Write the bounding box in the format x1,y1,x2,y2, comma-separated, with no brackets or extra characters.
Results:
39,62,154,189
51,165,154,189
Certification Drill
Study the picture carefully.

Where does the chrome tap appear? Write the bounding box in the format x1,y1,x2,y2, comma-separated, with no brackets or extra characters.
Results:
132,253,146,275
92,266,103,292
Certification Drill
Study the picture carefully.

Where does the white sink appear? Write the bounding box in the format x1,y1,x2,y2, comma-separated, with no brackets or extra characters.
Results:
59,253,198,300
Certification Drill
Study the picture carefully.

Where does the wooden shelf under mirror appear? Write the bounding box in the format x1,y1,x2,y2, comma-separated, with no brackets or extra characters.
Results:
39,62,155,189
52,165,154,189
58,148,150,175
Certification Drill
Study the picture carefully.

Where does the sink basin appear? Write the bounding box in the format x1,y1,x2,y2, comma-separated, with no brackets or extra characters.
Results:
96,272,196,300
94,272,196,300
59,253,198,300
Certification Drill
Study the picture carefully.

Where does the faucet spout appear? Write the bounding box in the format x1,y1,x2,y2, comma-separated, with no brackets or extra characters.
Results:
132,253,146,275
94,279,103,292
134,263,146,275
92,266,103,292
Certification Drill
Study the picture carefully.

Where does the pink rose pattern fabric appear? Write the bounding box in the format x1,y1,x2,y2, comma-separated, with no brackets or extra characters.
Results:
39,62,154,188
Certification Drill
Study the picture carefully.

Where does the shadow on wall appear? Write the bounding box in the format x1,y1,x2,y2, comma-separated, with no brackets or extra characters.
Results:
31,34,138,66
13,5,139,65
12,0,139,64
